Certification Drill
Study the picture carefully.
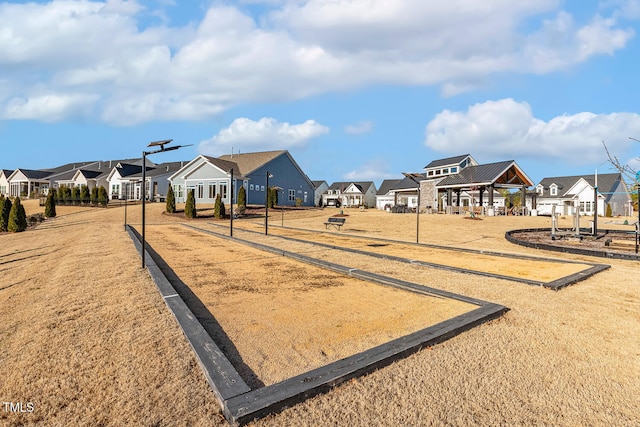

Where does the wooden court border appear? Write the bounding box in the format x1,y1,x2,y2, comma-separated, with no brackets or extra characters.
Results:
127,224,508,425
205,222,610,290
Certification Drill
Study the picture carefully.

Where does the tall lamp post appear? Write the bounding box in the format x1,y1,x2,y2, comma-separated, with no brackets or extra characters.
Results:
229,168,234,237
265,171,273,235
141,139,190,269
403,173,423,244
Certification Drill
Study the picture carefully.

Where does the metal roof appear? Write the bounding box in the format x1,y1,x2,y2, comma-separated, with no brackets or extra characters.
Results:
436,161,533,188
424,154,472,169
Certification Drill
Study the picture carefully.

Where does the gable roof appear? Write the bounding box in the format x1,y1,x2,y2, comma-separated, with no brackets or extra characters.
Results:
218,150,286,176
311,180,328,189
424,154,473,169
437,160,533,188
536,173,624,198
9,168,53,181
327,181,376,193
377,179,402,195
1,169,14,178
390,174,427,191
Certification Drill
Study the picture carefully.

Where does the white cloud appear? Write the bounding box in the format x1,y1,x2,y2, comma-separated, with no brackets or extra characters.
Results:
198,117,329,156
343,158,398,182
425,99,640,166
344,121,373,135
1,93,99,122
0,1,634,124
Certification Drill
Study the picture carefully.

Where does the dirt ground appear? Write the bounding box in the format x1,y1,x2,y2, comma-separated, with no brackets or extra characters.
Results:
1,201,638,426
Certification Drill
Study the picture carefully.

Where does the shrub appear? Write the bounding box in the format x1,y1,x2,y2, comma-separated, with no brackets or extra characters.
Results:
80,185,90,204
166,186,176,214
91,187,98,205
49,188,58,201
8,197,27,232
237,185,246,213
70,186,80,205
213,193,225,219
44,191,56,218
605,203,613,218
185,189,197,218
97,186,108,207
0,197,12,232
295,197,303,207
28,213,45,225
267,187,278,208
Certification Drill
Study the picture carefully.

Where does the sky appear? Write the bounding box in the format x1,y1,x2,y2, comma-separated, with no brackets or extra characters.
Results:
1,0,640,187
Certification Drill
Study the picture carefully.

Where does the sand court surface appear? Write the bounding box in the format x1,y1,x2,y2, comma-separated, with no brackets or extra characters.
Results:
1,200,638,426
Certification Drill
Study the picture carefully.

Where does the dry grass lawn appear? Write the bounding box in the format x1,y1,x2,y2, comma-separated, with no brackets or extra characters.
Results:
1,200,638,426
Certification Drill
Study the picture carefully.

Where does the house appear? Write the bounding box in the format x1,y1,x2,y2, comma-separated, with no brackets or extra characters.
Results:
0,169,13,197
217,150,316,206
6,169,53,198
375,179,402,210
535,173,632,216
168,155,241,205
322,181,377,208
106,159,185,201
312,180,329,207
394,154,533,214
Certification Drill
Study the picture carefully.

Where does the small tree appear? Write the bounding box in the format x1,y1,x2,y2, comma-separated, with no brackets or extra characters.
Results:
0,197,11,232
8,197,27,232
49,187,58,202
44,191,57,218
70,186,80,205
91,187,99,205
79,185,90,205
605,203,613,218
166,186,176,214
267,187,278,208
185,189,197,218
97,186,108,207
214,193,225,219
237,185,246,215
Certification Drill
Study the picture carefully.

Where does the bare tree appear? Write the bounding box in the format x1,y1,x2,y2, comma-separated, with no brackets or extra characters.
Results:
602,139,638,184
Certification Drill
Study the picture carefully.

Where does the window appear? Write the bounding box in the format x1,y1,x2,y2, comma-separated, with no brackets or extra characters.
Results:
536,185,544,195
250,184,254,190
443,168,449,174
220,182,228,200
450,167,457,173
197,182,204,199
208,182,216,199
428,171,434,176
550,185,558,196
261,185,265,191
289,189,295,202
175,185,184,199
435,170,441,175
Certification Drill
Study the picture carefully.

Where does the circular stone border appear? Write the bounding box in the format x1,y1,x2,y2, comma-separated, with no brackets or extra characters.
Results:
505,228,640,261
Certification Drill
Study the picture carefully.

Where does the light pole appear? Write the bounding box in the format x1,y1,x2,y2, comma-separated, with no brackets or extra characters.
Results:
403,173,423,243
141,139,190,269
271,186,283,226
229,168,234,237
265,171,273,235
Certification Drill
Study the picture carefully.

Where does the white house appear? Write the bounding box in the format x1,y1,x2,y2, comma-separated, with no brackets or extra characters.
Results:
7,169,52,198
323,181,377,208
376,179,402,210
0,169,13,197
535,173,632,216
168,155,241,205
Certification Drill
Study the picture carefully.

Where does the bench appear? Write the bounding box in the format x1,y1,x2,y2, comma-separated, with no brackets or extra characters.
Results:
324,217,346,230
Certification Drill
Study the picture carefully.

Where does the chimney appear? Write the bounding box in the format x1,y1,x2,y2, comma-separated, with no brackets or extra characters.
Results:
166,165,169,172
181,161,184,168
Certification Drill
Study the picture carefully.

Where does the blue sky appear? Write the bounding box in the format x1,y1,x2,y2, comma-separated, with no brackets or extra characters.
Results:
1,0,640,187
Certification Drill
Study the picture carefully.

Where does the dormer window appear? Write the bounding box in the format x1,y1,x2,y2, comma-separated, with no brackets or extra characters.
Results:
442,168,449,174
550,184,558,196
450,167,457,173
536,185,543,195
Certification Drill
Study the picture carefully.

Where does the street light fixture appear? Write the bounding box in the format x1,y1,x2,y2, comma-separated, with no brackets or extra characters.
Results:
265,171,273,235
141,139,190,269
403,173,423,244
